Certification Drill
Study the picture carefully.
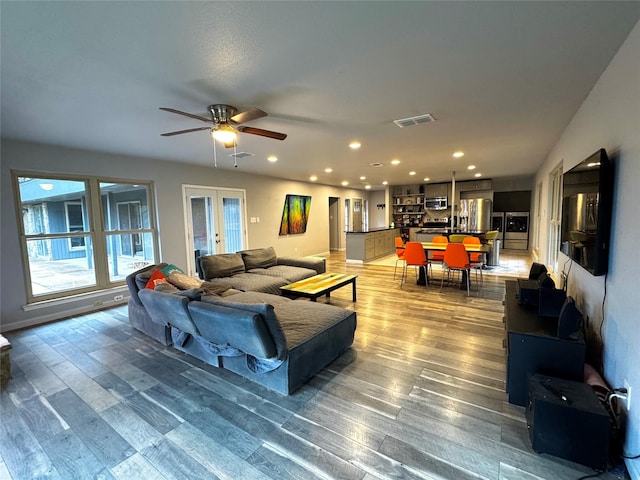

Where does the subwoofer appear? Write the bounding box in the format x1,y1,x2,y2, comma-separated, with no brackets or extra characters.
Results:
526,374,610,470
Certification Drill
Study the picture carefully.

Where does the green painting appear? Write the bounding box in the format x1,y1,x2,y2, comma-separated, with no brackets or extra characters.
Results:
279,194,311,235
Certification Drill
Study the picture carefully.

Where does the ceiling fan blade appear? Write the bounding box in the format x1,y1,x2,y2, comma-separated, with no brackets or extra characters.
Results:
161,127,211,136
237,125,287,140
231,108,267,124
159,107,211,123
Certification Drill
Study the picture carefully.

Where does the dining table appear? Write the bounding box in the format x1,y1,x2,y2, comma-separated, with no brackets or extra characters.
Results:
416,241,491,287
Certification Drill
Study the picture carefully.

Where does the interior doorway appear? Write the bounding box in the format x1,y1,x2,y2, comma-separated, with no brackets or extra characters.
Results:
329,197,340,251
183,185,247,277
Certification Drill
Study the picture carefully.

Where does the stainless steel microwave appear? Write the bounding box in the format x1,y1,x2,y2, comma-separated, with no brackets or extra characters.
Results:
424,196,448,210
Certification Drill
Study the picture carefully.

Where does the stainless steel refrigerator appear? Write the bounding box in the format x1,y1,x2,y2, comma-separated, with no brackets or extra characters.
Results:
459,199,492,232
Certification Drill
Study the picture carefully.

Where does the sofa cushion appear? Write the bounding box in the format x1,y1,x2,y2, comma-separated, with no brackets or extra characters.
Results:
188,301,277,360
202,294,288,360
199,253,246,279
138,289,200,336
210,273,287,295
168,272,204,290
247,265,317,283
239,247,278,270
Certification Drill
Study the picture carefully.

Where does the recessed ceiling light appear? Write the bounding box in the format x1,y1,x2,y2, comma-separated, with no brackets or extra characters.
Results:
341,181,349,186
382,181,388,185
325,167,333,173
391,159,400,165
310,175,318,181
467,165,476,170
365,185,371,190
360,176,366,180
267,155,278,163
474,173,482,178
423,177,430,182
369,162,383,168
349,141,361,150
409,171,416,176
453,151,465,158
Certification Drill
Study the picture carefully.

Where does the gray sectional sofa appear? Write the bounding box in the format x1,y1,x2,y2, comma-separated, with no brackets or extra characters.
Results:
125,248,357,394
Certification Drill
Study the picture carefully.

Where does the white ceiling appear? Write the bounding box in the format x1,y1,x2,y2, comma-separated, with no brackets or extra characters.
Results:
2,2,639,190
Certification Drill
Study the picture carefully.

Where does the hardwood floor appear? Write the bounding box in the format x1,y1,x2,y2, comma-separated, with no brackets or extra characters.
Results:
0,252,628,480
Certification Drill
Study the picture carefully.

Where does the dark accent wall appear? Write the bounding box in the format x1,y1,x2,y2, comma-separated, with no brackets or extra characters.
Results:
493,190,531,212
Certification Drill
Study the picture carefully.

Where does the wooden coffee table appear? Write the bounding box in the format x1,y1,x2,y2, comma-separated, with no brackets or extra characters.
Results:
280,272,357,302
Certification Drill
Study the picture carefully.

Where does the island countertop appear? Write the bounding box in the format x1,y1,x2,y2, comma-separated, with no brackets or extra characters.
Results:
345,226,399,234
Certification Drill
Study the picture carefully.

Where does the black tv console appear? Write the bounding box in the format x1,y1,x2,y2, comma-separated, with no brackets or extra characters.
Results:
503,280,586,406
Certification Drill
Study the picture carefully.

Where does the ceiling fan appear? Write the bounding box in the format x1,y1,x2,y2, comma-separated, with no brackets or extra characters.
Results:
160,104,287,147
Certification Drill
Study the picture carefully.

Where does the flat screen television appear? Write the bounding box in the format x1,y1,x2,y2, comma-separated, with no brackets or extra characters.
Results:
560,148,614,276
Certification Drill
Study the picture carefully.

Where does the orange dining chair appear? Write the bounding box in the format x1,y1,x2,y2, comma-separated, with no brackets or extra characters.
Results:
401,242,430,287
428,235,448,278
440,243,472,296
463,236,484,286
393,236,406,280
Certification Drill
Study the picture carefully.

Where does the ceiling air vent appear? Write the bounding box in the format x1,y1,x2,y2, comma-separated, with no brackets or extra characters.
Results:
393,113,436,128
229,151,254,159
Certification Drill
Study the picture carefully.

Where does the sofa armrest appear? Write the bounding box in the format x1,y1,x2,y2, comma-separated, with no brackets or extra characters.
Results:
277,256,326,274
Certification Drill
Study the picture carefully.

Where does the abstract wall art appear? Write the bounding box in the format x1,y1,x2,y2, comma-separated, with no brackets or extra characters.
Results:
279,194,311,235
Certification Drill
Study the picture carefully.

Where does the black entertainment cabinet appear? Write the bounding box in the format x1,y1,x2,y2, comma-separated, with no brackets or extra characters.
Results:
503,280,586,406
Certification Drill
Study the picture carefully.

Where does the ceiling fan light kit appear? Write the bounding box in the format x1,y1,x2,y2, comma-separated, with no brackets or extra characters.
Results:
160,104,287,147
211,124,237,144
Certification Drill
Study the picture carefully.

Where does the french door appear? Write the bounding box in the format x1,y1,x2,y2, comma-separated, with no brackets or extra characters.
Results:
183,186,247,277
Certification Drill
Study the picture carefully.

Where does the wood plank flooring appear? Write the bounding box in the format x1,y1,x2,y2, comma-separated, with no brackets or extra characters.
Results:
0,252,629,480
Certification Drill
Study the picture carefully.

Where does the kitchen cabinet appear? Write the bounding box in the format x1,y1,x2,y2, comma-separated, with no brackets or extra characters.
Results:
458,179,492,192
422,183,449,198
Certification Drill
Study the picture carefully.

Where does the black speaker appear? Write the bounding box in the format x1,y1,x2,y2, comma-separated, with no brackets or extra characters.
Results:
538,288,567,318
529,262,548,279
527,374,610,470
557,297,583,339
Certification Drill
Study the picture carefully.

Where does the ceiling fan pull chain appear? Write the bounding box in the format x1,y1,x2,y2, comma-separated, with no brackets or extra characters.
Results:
213,139,218,168
233,143,238,168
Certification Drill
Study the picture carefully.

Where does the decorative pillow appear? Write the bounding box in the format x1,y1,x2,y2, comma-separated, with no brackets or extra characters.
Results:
135,262,168,290
240,247,278,270
145,269,167,289
199,253,245,279
168,272,204,290
202,295,288,360
161,263,184,276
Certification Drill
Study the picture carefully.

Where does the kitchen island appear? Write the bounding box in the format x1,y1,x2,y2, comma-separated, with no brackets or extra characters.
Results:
346,227,400,263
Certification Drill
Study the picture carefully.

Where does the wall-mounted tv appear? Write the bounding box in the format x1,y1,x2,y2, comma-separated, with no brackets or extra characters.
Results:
560,148,614,276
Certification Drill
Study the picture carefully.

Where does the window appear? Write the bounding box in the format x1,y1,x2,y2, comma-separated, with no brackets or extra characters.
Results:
547,164,563,273
14,174,158,302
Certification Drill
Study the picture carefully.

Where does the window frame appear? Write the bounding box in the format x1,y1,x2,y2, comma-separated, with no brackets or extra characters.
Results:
13,171,159,303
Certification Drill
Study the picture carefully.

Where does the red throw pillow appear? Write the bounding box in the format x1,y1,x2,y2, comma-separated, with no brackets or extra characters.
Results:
145,269,167,289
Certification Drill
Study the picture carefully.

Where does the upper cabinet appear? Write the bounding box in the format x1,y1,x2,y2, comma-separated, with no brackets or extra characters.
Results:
457,179,493,192
422,183,449,198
